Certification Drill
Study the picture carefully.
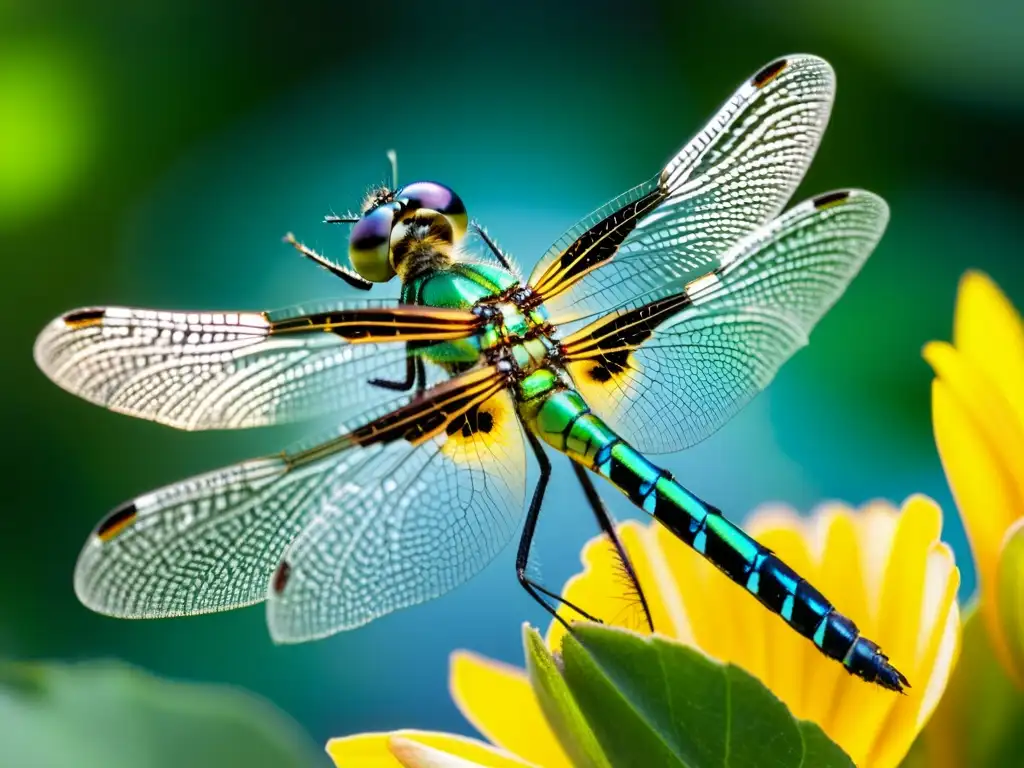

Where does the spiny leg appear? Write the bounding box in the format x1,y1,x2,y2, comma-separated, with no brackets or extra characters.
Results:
519,431,601,629
283,232,373,291
570,460,654,632
369,345,426,393
471,222,514,272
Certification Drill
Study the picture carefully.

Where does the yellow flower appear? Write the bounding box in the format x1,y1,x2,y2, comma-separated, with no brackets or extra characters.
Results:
329,499,959,768
456,500,958,768
925,270,1024,685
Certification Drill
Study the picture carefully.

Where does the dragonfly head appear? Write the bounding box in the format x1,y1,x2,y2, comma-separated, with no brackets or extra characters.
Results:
348,181,468,282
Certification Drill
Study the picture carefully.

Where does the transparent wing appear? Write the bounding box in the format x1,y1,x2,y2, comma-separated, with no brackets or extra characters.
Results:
75,453,307,618
74,365,526,632
528,55,835,325
267,382,527,642
34,300,481,430
560,190,888,454
72,384,425,618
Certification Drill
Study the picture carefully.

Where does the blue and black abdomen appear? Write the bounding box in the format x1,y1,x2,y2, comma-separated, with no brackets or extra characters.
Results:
530,386,909,691
651,493,908,691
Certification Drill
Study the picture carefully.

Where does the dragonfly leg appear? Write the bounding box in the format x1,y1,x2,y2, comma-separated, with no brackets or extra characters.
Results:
369,348,426,394
518,431,602,629
471,222,513,272
570,460,654,632
282,232,373,291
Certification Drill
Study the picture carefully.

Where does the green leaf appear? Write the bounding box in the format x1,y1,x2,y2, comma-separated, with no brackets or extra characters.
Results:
798,722,853,768
559,628,685,767
0,660,321,768
557,624,852,768
904,604,1024,766
522,625,610,768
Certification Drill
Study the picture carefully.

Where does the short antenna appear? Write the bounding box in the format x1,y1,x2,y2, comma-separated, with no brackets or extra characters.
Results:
386,149,398,190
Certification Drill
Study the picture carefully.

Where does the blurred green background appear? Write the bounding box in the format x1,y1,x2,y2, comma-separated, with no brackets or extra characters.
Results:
3,0,1022,758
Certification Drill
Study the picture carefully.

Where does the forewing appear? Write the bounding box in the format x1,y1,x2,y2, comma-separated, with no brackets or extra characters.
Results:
266,378,527,642
74,365,526,634
34,300,481,430
529,55,835,325
561,190,889,454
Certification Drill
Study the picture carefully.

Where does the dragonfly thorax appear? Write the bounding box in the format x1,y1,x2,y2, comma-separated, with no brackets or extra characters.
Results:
481,300,557,374
403,261,560,384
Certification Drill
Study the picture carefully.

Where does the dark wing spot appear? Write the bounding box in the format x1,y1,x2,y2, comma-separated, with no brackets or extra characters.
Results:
752,58,788,89
447,404,495,439
63,308,105,329
445,412,469,438
588,349,635,383
272,561,291,595
96,501,137,542
813,190,851,210
477,410,494,433
603,350,631,376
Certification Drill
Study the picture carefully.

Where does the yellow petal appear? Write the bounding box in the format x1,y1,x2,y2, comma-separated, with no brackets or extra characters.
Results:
546,520,677,650
326,731,533,768
388,736,534,768
867,553,960,768
448,651,571,768
925,340,1024,511
931,376,1022,683
953,270,1024,428
919,595,961,729
864,502,962,768
875,496,942,674
327,732,404,768
818,502,907,763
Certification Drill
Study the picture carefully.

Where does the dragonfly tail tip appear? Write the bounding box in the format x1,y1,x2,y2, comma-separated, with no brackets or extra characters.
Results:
877,658,911,693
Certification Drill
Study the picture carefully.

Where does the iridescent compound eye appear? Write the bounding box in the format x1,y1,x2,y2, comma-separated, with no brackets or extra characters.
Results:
349,202,399,282
397,182,468,239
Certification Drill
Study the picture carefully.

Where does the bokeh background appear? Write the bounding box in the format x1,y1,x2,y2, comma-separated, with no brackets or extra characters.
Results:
3,0,1023,759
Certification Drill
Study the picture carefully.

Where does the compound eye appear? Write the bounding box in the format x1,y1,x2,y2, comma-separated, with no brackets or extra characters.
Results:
398,181,468,239
349,203,398,282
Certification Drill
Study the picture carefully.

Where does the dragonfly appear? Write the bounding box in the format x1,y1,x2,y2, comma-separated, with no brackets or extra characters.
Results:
35,54,906,691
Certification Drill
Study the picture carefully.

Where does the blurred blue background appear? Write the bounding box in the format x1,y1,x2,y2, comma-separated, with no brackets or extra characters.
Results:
3,0,1022,752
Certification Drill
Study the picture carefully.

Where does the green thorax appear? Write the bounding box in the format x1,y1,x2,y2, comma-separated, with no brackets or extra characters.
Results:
399,263,510,365
401,262,518,308
402,263,552,370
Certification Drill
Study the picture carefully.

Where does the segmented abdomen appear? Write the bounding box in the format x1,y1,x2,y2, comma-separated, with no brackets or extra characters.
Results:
532,387,908,691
